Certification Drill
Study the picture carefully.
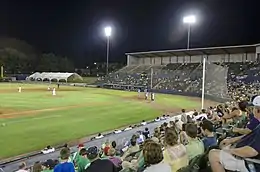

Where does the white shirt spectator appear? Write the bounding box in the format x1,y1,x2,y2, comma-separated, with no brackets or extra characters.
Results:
143,162,171,172
95,134,104,139
155,117,160,122
175,119,183,132
124,127,132,131
194,113,208,121
141,121,147,126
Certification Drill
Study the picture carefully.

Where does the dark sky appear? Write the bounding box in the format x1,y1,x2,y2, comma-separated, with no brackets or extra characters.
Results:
0,0,259,67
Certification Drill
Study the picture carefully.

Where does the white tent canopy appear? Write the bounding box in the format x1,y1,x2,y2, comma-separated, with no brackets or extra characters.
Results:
27,72,83,82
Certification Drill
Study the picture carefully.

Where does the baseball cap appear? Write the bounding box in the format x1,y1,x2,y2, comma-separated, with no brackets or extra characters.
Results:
42,159,55,169
77,143,84,148
86,146,99,160
253,96,260,107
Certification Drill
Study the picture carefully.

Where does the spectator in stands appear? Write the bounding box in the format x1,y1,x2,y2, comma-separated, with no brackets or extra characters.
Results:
153,127,160,139
181,109,187,124
122,137,140,160
175,117,183,133
42,159,56,172
209,95,260,172
187,115,194,123
179,123,188,145
136,132,145,144
54,148,75,172
143,127,150,139
233,112,260,135
121,139,155,171
32,162,42,172
194,109,208,121
143,142,171,172
222,102,246,125
72,144,85,167
103,140,111,156
16,162,28,172
85,146,118,172
185,123,204,160
201,120,217,150
108,148,122,168
216,105,224,117
163,128,188,171
111,141,121,156
211,111,221,122
77,148,90,172
111,141,117,149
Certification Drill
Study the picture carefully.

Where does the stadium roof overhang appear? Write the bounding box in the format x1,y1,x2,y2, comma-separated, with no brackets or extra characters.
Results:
126,44,259,58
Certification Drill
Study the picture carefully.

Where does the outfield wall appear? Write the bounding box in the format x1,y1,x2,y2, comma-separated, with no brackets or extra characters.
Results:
100,84,230,103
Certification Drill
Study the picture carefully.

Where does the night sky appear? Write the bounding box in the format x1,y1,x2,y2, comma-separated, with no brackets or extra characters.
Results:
0,0,259,67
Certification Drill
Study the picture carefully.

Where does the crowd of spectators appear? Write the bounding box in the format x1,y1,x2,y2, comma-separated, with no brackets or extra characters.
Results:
11,93,260,172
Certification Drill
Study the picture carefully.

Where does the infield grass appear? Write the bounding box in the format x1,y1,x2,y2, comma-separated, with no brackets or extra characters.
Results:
0,83,200,159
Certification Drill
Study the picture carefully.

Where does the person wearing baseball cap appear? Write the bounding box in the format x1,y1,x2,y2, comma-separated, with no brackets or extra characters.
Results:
71,144,85,168
42,159,56,172
232,99,260,135
209,95,260,172
76,148,90,172
85,146,118,172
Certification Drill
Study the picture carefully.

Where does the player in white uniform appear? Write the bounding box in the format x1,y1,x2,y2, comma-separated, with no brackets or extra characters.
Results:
137,89,141,98
52,88,56,96
18,86,22,93
48,85,50,90
145,92,149,100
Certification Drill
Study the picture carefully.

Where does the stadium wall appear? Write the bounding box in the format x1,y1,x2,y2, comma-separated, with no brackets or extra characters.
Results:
127,53,256,65
256,46,260,60
101,84,230,103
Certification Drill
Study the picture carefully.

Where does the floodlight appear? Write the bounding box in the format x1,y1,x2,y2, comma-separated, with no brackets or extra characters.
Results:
104,26,112,37
183,15,196,24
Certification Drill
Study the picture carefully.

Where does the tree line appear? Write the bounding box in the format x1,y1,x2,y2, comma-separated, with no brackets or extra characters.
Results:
0,38,74,74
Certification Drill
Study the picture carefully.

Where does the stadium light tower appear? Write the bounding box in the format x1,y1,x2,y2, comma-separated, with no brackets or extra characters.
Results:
183,15,196,49
104,26,112,75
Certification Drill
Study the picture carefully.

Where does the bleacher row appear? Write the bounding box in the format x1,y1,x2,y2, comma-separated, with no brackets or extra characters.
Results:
97,61,260,98
8,94,260,172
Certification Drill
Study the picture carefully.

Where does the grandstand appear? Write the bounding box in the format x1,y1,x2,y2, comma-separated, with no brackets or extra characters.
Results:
98,44,260,101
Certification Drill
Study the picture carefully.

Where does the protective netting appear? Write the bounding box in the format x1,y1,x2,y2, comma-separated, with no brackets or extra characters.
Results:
152,62,230,100
204,63,229,99
98,61,230,101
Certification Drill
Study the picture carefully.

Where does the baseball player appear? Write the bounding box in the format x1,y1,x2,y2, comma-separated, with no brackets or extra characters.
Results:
18,86,22,93
137,88,141,98
151,92,155,101
52,87,56,96
145,91,149,100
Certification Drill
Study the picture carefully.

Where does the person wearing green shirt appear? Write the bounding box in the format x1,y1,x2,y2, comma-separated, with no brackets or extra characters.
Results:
71,143,85,170
78,148,91,172
185,123,204,160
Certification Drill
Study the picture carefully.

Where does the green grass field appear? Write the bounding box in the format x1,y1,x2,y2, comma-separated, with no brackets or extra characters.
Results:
0,83,201,159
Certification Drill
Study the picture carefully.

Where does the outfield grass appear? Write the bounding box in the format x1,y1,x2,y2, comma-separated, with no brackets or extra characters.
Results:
0,83,201,159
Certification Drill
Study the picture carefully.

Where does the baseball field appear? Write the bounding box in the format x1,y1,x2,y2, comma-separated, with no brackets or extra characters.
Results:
0,83,212,159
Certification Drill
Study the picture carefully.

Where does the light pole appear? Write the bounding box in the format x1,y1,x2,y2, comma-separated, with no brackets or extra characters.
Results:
183,15,196,49
104,26,111,75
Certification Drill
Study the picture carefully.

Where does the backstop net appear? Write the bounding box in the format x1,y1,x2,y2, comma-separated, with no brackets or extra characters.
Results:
152,61,230,103
204,62,229,100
